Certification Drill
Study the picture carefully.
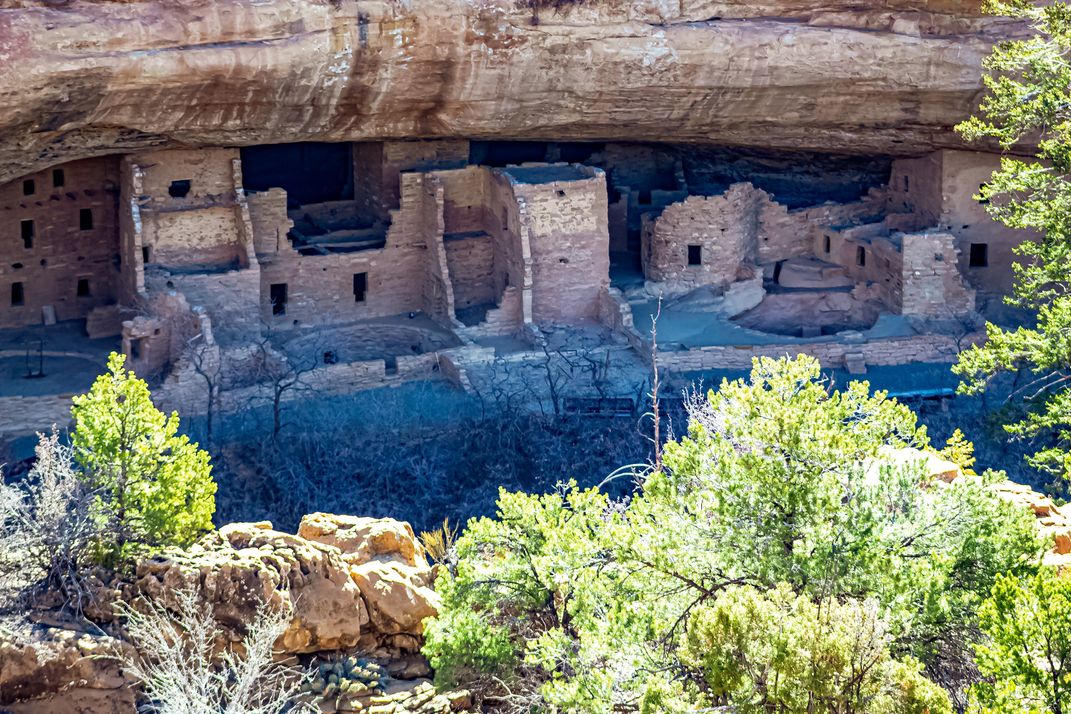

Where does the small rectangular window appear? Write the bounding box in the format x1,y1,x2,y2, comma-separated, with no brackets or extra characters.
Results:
903,176,910,193
168,180,192,198
10,282,24,306
79,208,93,230
52,169,65,188
270,283,287,316
823,235,831,254
20,220,33,249
76,277,91,297
142,246,151,264
353,272,368,303
22,179,34,196
130,338,142,360
856,246,866,267
969,243,989,268
687,244,703,266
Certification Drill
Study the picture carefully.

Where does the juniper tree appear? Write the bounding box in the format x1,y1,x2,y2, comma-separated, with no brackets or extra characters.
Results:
954,0,1071,482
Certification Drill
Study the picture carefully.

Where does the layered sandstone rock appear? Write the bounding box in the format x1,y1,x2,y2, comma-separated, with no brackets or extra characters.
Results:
0,0,1025,184
0,625,134,714
0,514,440,713
111,516,439,655
299,514,440,639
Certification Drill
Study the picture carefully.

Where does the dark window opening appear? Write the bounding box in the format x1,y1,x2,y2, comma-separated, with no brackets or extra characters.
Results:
323,350,338,365
903,176,909,192
142,246,151,264
130,338,142,360
79,208,93,230
22,179,34,196
687,244,703,266
10,282,24,306
469,141,550,167
76,277,91,297
556,189,566,198
270,283,288,316
856,246,866,267
504,272,510,288
20,220,33,249
638,189,653,205
168,180,192,199
353,272,368,303
823,235,831,254
240,143,354,204
969,243,989,268
52,169,65,188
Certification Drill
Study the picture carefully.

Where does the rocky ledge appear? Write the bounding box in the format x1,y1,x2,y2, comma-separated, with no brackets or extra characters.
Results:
0,0,1027,183
0,514,460,714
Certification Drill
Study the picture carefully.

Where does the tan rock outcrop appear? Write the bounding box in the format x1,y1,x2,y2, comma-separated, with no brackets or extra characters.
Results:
299,513,440,638
123,520,370,654
0,625,134,714
0,0,1026,183
299,513,428,569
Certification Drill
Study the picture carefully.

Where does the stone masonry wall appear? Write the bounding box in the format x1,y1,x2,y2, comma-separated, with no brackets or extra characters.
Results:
642,185,759,289
886,152,943,232
436,167,499,310
509,167,610,324
359,140,470,217
654,331,981,373
258,174,437,328
0,156,120,329
445,234,495,310
900,231,976,318
134,148,246,270
937,150,1029,299
0,157,120,328
247,189,291,255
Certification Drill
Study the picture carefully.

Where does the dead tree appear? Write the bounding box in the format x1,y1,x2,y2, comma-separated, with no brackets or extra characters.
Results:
186,335,222,449
649,297,664,472
249,330,322,440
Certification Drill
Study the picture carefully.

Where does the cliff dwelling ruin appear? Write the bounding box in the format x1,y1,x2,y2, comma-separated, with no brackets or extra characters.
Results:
0,139,1026,436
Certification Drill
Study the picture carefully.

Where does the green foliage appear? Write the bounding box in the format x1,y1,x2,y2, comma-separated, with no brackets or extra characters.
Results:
969,568,1071,714
71,352,216,561
681,584,951,714
424,356,1043,712
954,0,1071,480
938,429,979,476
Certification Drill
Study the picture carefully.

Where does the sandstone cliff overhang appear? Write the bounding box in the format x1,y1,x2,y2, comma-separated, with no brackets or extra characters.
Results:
0,0,1025,184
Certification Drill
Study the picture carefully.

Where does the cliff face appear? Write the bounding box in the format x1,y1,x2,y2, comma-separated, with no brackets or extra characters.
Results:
0,0,1020,184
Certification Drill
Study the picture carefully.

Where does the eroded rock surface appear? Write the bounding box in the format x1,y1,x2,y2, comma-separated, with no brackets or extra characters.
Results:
0,0,1026,183
0,624,134,714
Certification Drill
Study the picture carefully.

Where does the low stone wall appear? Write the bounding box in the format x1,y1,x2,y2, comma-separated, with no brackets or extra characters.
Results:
0,394,75,437
654,331,983,372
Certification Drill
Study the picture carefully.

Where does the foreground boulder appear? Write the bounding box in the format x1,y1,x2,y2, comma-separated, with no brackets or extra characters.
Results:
0,514,443,712
112,515,438,655
125,520,371,654
299,514,440,639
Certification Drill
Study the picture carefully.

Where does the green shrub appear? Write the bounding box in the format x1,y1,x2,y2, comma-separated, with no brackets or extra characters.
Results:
969,568,1071,714
682,584,951,714
72,352,216,562
423,356,1043,711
